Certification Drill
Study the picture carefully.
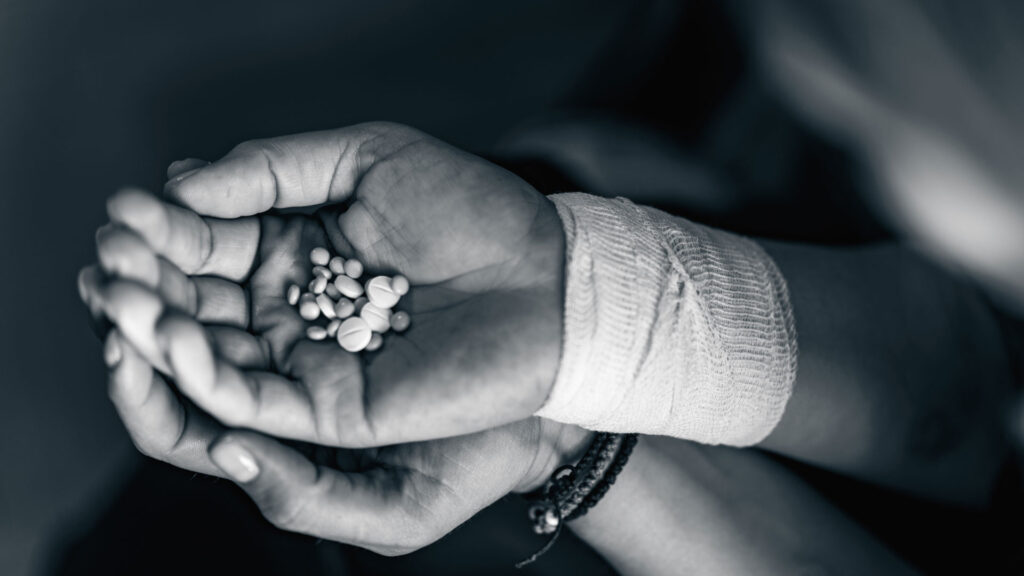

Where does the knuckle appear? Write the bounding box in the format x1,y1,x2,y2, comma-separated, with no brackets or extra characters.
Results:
258,491,308,532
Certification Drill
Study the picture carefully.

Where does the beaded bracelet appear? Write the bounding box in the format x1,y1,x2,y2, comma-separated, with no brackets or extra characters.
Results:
516,432,639,568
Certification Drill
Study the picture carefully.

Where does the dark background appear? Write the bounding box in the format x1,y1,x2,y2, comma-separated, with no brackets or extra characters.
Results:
1,1,1016,574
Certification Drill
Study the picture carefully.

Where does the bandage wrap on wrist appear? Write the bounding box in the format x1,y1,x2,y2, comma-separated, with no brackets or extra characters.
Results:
537,193,798,446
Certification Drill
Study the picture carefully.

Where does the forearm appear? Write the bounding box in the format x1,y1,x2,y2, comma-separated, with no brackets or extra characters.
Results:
760,241,1012,505
569,436,916,576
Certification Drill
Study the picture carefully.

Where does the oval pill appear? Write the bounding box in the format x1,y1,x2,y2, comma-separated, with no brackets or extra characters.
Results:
286,284,301,306
307,325,328,341
310,247,330,266
299,295,320,321
366,276,400,309
325,283,342,300
316,294,337,319
334,298,355,319
334,275,363,299
390,310,410,332
329,256,346,275
365,332,383,352
360,302,391,333
344,258,364,279
312,265,332,279
310,275,328,295
326,318,342,337
336,317,372,352
390,274,409,296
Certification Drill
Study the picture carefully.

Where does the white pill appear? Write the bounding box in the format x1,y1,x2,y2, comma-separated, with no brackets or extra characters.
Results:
334,298,355,319
307,325,328,341
286,284,301,306
390,310,411,332
390,274,409,296
365,276,400,309
310,275,328,295
365,332,383,352
310,247,330,266
325,283,342,300
316,294,337,319
353,296,368,313
329,256,346,275
360,302,391,333
326,318,342,338
334,275,363,299
312,265,332,279
299,294,320,321
336,317,372,352
344,258,364,279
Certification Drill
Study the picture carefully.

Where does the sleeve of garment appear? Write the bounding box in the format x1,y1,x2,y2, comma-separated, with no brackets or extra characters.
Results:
535,193,798,446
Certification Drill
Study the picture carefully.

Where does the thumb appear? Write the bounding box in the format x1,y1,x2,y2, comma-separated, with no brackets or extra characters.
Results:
164,122,424,219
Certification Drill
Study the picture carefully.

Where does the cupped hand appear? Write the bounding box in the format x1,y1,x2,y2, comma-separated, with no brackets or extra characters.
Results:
83,122,566,448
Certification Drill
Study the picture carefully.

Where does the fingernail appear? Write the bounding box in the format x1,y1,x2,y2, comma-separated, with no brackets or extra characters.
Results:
172,167,202,184
211,440,260,482
103,332,122,367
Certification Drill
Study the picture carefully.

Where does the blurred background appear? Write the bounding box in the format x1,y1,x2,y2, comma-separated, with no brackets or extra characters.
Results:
1,0,1022,574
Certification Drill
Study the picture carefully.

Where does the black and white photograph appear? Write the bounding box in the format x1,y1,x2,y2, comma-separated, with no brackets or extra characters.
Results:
2,1,1023,574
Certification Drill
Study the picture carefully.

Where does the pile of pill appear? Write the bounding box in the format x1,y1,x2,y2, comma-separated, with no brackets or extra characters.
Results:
286,247,410,353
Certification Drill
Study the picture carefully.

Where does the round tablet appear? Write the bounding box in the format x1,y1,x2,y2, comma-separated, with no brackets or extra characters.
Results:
334,298,355,319
365,276,400,309
298,294,320,321
336,317,372,352
360,302,391,333
390,310,411,332
334,275,363,299
344,258,364,279
391,275,409,296
328,256,346,275
365,332,383,352
310,247,330,266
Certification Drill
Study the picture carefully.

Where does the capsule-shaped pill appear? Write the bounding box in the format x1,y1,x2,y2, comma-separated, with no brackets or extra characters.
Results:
391,275,409,296
310,247,330,266
307,325,328,341
310,275,329,295
334,275,363,299
390,310,411,333
312,266,332,279
299,294,320,321
286,284,301,306
344,258,364,279
365,332,383,352
360,302,391,333
325,283,342,300
334,298,355,319
353,296,368,314
336,317,372,352
326,318,342,338
366,276,400,309
329,256,346,275
316,294,337,319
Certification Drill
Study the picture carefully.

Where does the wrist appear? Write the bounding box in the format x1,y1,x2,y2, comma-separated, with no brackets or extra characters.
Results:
514,418,594,493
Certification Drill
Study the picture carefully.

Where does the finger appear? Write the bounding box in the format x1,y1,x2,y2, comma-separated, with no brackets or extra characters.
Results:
98,279,171,374
208,431,416,553
106,329,226,477
107,187,259,282
164,122,425,218
207,325,270,370
167,158,209,180
159,314,317,441
77,264,111,338
95,224,249,327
